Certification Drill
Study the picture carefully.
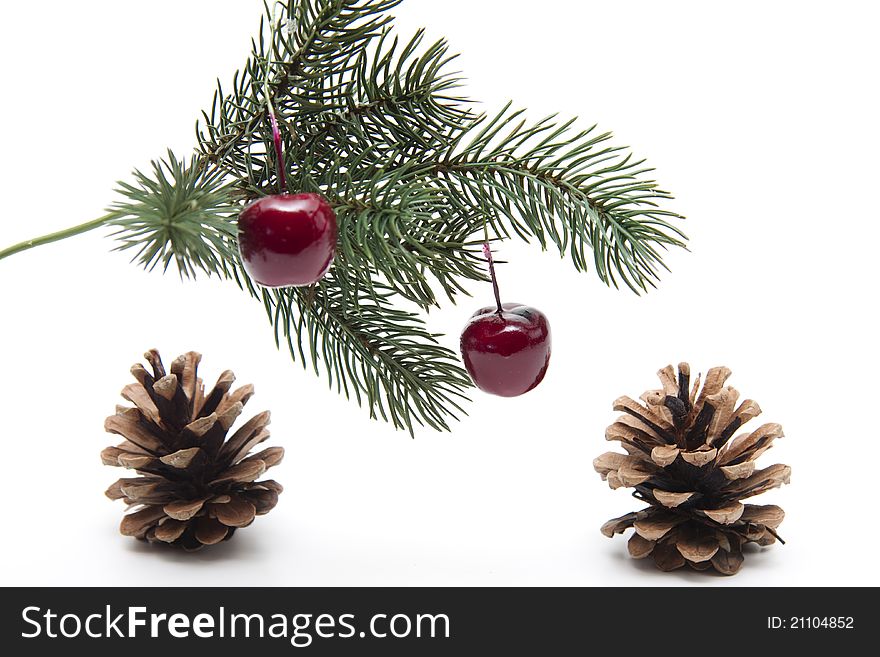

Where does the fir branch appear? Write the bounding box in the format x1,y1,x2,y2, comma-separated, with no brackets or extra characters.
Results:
329,168,485,308
428,106,687,293
292,29,473,161
275,0,402,93
0,0,690,433
197,0,402,177
178,0,688,427
261,272,471,433
108,151,239,280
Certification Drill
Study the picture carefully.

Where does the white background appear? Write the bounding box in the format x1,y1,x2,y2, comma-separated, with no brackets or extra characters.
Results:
1,0,877,587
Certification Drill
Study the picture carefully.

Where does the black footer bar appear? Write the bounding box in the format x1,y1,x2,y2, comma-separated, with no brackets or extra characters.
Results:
1,587,871,653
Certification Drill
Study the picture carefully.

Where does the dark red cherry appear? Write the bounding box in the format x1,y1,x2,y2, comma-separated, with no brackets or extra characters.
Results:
460,302,551,397
238,192,337,287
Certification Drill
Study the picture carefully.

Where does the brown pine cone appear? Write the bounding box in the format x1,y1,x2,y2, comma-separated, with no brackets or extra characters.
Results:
102,350,283,550
594,363,790,575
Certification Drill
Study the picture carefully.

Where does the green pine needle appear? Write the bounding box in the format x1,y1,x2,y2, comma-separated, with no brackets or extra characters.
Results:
108,152,239,280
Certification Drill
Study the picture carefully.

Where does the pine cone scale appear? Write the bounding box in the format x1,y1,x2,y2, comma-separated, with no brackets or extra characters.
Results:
159,446,202,469
105,412,165,454
214,382,253,416
627,533,655,559
163,498,209,521
118,452,156,470
244,485,280,515
652,541,686,571
675,525,720,563
595,363,791,575
633,511,683,541
213,497,257,528
154,519,188,543
221,410,272,463
170,352,201,402
119,481,178,505
103,351,284,550
653,490,694,508
742,504,785,527
120,383,162,425
246,446,284,468
199,371,236,418
120,506,167,538
711,547,744,575
613,397,676,444
701,501,744,525
151,375,191,429
194,517,229,545
600,511,641,538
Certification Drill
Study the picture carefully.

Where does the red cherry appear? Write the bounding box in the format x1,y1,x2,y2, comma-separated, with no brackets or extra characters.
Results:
460,302,551,397
460,243,551,396
238,193,337,288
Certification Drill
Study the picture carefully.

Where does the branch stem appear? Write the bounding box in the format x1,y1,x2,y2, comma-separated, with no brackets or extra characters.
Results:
0,212,118,263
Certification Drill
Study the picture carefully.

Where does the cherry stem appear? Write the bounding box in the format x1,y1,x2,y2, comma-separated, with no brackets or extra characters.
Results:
268,108,287,194
483,241,503,314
